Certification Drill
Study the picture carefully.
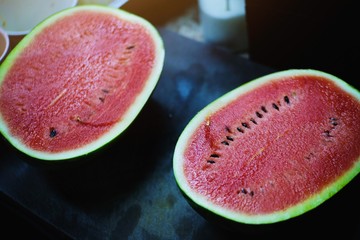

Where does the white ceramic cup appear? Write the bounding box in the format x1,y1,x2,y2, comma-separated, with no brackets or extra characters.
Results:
0,27,9,62
0,0,78,36
198,0,248,51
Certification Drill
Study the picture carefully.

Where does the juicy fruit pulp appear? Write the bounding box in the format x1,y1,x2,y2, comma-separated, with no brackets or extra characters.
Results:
173,69,360,224
0,6,164,160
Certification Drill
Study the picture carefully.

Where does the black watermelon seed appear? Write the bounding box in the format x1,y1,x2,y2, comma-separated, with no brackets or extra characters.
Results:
207,160,216,164
226,136,234,141
261,106,267,113
250,118,257,124
49,128,57,138
284,96,290,104
242,122,250,128
237,127,244,133
272,103,279,110
210,153,220,158
256,111,263,118
221,141,229,146
330,117,338,126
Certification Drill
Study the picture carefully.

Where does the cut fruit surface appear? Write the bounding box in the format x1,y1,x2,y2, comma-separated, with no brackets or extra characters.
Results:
0,5,165,160
173,69,360,224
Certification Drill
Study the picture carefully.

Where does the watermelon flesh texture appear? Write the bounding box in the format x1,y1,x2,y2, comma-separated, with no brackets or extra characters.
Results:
176,70,360,224
0,7,164,160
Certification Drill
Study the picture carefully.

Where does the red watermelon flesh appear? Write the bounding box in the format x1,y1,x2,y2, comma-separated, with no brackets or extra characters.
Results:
0,6,164,160
174,70,360,224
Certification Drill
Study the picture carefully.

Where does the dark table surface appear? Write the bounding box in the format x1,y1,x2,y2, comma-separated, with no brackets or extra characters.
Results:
0,29,359,240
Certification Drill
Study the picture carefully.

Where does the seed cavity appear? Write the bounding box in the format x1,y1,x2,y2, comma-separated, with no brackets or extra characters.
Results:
305,152,315,160
323,130,333,138
225,126,232,133
72,115,82,122
250,118,257,124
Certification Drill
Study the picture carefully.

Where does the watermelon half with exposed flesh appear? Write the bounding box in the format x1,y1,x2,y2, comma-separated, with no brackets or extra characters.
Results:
0,5,164,161
173,69,360,225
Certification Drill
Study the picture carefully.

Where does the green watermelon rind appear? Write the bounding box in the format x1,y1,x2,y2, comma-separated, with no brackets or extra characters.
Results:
173,69,360,225
0,5,165,161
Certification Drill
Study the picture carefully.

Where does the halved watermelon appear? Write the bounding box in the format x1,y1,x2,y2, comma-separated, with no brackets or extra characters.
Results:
0,5,164,160
173,69,360,225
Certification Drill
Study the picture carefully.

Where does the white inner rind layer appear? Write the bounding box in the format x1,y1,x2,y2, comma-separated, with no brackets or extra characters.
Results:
173,69,360,224
0,5,165,160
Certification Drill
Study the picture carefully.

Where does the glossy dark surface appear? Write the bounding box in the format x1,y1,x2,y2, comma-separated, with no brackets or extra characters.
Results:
1,29,359,240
